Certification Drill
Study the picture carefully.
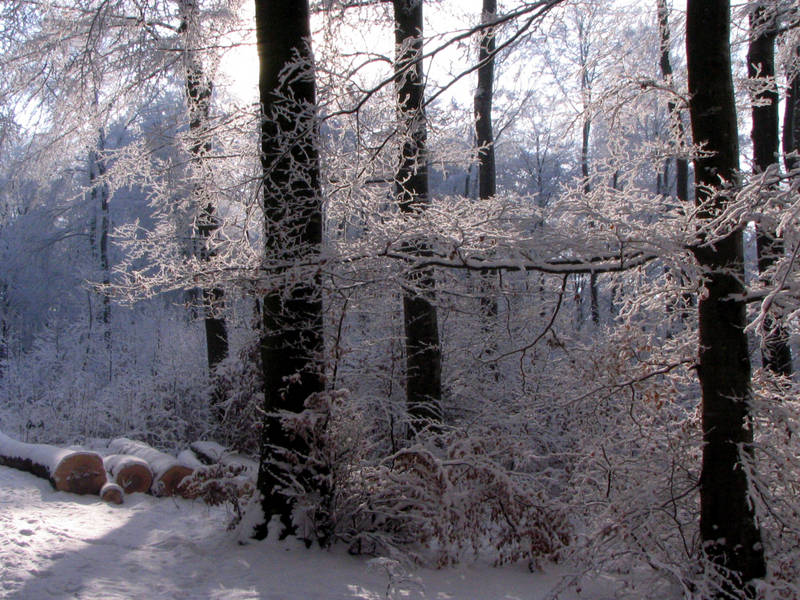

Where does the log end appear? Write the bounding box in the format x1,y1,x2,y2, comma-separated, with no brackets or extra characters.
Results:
52,453,107,495
100,482,124,505
152,465,194,498
114,463,153,495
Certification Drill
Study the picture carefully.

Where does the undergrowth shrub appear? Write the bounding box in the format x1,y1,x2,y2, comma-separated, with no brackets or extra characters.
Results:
0,311,210,449
273,388,572,567
341,441,572,568
212,334,263,455
183,463,256,529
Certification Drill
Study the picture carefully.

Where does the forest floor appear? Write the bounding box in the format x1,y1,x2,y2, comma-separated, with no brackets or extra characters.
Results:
0,465,620,599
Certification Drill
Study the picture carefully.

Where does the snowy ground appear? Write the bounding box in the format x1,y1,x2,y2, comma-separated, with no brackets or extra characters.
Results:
0,465,615,599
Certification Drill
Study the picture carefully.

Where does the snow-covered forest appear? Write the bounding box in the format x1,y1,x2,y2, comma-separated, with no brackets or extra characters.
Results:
1,0,799,598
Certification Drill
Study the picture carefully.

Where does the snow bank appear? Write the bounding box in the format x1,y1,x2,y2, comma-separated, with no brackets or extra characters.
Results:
0,463,617,599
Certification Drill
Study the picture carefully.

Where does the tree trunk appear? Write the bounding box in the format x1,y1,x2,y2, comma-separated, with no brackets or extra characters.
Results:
658,0,692,321
100,482,124,504
88,122,112,369
657,0,689,203
577,17,598,326
748,3,791,375
179,0,229,380
475,0,499,325
686,0,766,593
393,0,443,433
190,440,258,476
253,0,327,541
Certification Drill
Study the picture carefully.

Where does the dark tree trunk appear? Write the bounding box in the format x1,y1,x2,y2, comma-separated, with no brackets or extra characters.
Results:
88,123,111,367
657,0,689,203
475,0,496,203
180,0,229,378
687,0,766,593
393,0,443,433
589,271,598,324
475,0,499,330
658,0,692,321
253,0,326,541
578,21,598,326
748,3,791,375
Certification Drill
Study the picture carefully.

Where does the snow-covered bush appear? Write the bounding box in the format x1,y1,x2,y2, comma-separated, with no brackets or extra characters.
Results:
211,331,264,455
182,462,256,529
0,304,211,451
746,371,800,600
338,437,572,568
269,385,571,566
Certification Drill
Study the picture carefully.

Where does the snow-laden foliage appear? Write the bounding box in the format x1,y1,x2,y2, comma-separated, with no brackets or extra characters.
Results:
2,1,800,598
0,304,211,448
182,462,256,529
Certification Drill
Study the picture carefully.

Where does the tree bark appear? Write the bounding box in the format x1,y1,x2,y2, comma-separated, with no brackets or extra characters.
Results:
475,0,497,203
657,0,693,322
393,0,443,433
748,3,792,375
88,121,112,370
190,440,258,476
253,0,328,541
100,482,124,504
103,454,153,494
686,0,766,593
657,0,689,203
577,15,598,325
475,0,499,324
179,0,229,379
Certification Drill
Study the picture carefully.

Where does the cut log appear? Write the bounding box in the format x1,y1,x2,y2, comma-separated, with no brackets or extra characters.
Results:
158,464,195,498
0,431,106,495
189,440,227,465
100,482,124,505
103,454,153,494
107,438,193,497
177,449,205,470
189,441,258,476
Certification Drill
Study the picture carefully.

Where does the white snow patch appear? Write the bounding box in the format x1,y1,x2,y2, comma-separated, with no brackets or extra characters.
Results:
0,465,615,599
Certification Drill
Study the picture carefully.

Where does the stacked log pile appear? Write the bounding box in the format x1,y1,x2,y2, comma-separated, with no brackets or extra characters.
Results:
108,438,194,497
0,432,259,509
